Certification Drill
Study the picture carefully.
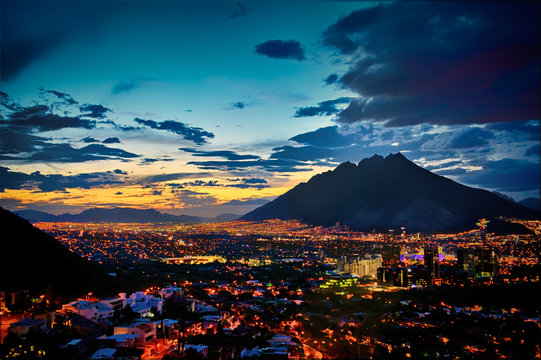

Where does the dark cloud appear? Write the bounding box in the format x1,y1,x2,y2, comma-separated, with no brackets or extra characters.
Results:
225,177,269,189
448,127,494,149
111,78,155,94
135,118,214,145
1,1,102,81
255,40,305,61
82,137,99,143
102,137,121,144
231,101,246,109
0,166,128,192
322,2,540,126
228,177,267,184
79,104,111,119
20,143,139,163
188,159,310,173
230,1,249,19
485,120,540,141
0,34,64,81
294,97,353,118
112,81,138,94
525,144,540,157
0,128,52,155
324,73,339,85
459,158,540,193
2,104,96,131
40,88,78,105
290,125,372,147
140,157,174,165
0,91,21,111
180,148,260,160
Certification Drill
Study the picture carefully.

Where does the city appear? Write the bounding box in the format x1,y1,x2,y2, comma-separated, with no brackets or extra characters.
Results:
1,217,540,359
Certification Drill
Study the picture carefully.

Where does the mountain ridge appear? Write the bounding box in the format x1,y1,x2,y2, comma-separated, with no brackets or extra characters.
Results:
15,207,240,224
241,153,538,232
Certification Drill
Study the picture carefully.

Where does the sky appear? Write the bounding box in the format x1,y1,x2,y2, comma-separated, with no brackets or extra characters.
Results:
0,1,539,217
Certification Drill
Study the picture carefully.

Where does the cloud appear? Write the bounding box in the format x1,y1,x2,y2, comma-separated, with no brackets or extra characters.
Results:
294,97,353,117
255,40,305,61
102,137,121,144
82,137,99,143
180,148,260,160
111,78,155,94
225,177,269,189
112,81,138,94
140,157,174,165
0,166,128,192
79,104,111,119
230,2,249,19
188,158,311,173
525,144,539,157
135,118,214,145
448,127,494,149
0,33,65,81
40,88,78,105
324,74,339,85
322,2,540,126
458,158,540,193
231,101,247,109
2,104,96,131
17,143,139,163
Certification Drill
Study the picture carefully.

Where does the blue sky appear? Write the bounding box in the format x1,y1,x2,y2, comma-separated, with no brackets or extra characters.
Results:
1,1,539,216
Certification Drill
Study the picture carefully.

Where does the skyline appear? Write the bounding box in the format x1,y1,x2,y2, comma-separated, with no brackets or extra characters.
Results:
1,1,539,217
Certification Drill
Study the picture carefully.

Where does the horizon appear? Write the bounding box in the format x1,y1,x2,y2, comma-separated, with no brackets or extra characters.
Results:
1,1,539,217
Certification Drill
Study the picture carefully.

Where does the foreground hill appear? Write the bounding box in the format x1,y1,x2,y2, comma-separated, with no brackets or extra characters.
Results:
0,207,118,297
242,153,538,232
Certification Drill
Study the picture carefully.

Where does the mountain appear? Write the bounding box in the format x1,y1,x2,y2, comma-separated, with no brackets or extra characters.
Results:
0,207,118,297
492,191,516,203
15,209,59,222
242,153,539,232
208,213,240,222
15,207,203,223
518,197,540,211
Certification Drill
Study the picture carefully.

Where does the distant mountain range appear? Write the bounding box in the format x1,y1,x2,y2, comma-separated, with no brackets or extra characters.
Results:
518,197,540,211
0,207,118,297
242,153,539,232
14,207,240,224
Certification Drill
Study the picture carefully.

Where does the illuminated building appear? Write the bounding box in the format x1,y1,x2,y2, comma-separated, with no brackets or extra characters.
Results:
337,254,382,277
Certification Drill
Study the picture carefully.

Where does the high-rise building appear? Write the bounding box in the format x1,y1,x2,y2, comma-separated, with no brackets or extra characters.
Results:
424,247,440,284
475,247,497,278
457,248,476,279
